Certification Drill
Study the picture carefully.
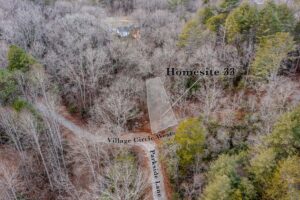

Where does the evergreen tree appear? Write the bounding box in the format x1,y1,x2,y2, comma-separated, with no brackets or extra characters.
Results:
266,156,300,200
251,32,294,79
257,2,296,38
225,3,258,43
203,153,256,200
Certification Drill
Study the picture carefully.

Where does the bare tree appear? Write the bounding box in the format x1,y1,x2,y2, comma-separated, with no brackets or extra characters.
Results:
99,151,149,200
135,0,169,12
19,111,54,189
43,11,110,112
91,77,143,134
0,109,28,167
258,77,296,134
104,0,135,14
0,164,19,200
0,41,8,68
0,0,45,52
196,78,223,121
61,48,110,112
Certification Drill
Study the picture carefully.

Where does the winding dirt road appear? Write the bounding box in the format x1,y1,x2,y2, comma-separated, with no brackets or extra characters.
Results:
36,102,168,200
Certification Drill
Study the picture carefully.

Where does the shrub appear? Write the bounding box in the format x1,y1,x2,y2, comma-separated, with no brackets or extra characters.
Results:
8,45,35,71
185,76,200,94
12,98,29,112
0,69,17,104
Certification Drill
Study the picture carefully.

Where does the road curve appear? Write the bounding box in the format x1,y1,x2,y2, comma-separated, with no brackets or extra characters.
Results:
36,102,168,200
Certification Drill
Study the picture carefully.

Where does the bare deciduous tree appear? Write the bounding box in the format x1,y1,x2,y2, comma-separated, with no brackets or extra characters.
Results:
258,77,296,133
91,77,143,134
99,151,149,200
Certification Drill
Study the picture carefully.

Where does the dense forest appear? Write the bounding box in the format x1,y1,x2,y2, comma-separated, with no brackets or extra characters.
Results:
0,0,300,199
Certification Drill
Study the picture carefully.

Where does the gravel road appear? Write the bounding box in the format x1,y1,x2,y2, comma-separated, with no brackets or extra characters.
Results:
36,102,168,200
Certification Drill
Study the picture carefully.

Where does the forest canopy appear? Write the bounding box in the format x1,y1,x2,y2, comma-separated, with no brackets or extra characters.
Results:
0,0,300,199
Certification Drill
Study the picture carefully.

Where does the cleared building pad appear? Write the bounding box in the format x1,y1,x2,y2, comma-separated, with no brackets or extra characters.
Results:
146,77,178,133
